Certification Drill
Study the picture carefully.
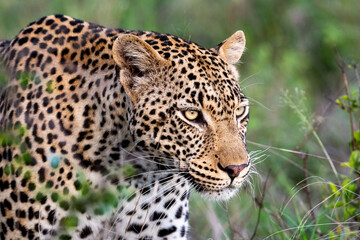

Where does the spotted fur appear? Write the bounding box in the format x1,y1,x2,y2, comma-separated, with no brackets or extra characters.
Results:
0,15,250,240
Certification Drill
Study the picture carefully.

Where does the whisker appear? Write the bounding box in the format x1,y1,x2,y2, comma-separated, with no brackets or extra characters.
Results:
241,81,265,91
247,96,272,111
249,148,269,157
111,169,182,185
247,140,333,161
239,72,261,85
250,154,269,166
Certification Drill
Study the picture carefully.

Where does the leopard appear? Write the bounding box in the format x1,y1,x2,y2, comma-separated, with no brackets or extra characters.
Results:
0,14,251,240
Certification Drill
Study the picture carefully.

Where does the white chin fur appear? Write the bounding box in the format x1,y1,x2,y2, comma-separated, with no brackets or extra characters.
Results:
198,187,239,201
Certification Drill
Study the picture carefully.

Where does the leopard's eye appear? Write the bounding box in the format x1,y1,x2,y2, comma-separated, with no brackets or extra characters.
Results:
235,106,246,119
184,110,200,121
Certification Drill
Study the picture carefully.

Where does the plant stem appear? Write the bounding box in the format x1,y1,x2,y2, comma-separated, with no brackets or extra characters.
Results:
341,65,356,150
250,170,271,240
302,154,315,220
336,50,357,151
353,64,360,89
282,92,338,178
311,130,338,177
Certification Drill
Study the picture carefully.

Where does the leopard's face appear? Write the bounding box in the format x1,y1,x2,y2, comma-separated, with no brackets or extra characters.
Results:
113,31,250,200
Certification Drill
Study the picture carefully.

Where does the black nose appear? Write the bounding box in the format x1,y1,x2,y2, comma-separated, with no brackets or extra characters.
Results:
218,163,249,179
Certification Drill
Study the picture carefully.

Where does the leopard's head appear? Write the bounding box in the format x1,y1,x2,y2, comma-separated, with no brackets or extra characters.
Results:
112,31,250,200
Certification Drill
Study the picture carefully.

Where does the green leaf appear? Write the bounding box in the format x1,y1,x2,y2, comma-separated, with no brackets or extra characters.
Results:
350,90,358,98
81,182,90,196
46,80,54,93
328,231,336,238
94,206,105,215
103,191,118,207
340,162,351,168
51,192,59,202
36,192,46,202
4,164,12,175
354,131,360,141
22,152,32,165
328,182,338,194
23,171,31,180
20,75,29,90
59,234,72,240
345,206,356,216
60,200,70,210
74,180,82,191
122,164,137,178
117,185,137,200
349,150,360,169
340,95,349,100
17,125,27,136
342,178,350,187
60,216,79,228
328,201,344,208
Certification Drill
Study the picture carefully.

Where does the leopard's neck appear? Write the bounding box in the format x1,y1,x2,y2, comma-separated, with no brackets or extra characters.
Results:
100,172,191,239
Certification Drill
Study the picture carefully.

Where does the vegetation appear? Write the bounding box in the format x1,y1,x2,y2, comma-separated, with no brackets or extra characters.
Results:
1,0,359,239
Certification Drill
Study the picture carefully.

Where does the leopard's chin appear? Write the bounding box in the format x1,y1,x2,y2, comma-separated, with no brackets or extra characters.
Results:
197,186,239,201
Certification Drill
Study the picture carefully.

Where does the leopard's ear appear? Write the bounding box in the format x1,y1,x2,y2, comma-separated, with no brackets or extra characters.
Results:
112,34,166,102
212,31,246,65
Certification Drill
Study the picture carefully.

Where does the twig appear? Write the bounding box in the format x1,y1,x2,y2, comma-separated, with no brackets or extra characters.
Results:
301,153,315,220
226,206,242,240
206,201,227,240
250,170,271,240
350,63,360,226
301,153,324,237
294,117,323,152
335,49,357,151
353,63,360,89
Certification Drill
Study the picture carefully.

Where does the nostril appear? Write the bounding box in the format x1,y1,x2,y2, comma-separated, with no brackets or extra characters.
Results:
218,163,248,179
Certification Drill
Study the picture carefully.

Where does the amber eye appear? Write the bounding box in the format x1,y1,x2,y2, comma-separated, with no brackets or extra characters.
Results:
184,110,200,121
235,106,246,119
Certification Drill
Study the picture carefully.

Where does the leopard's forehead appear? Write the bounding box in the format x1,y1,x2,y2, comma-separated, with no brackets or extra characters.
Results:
136,34,245,119
141,33,233,81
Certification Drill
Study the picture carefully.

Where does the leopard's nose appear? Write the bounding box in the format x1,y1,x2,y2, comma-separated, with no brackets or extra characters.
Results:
218,163,249,179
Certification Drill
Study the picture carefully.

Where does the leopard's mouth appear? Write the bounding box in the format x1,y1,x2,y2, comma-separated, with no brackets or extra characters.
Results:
185,171,249,201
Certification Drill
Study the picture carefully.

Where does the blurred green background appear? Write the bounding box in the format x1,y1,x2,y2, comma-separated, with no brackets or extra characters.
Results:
1,0,359,239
